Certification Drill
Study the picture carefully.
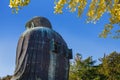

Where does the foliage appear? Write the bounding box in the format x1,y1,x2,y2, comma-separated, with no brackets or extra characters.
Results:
1,75,12,80
54,0,120,38
69,53,100,80
69,52,120,80
9,0,30,13
99,51,120,80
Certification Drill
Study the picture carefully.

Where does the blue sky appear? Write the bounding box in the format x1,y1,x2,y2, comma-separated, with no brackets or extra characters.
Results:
0,0,120,77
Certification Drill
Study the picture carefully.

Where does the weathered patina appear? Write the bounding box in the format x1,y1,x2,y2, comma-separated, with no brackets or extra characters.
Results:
11,17,72,80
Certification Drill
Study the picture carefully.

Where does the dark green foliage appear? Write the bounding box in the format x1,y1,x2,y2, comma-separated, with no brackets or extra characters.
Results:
69,53,99,80
69,52,120,80
1,75,12,80
99,51,120,80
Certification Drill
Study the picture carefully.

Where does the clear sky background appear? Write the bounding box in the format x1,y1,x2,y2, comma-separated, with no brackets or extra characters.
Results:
0,0,120,78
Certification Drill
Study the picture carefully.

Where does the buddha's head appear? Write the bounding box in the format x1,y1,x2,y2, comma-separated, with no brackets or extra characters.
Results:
25,16,52,29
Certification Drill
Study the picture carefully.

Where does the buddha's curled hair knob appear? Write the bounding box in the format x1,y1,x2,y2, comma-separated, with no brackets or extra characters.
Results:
25,16,52,29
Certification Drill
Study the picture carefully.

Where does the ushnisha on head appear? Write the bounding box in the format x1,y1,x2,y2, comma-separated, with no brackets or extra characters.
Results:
25,16,52,29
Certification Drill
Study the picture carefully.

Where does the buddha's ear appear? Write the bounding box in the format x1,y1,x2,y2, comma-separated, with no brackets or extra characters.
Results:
25,21,34,29
25,21,31,29
31,22,34,28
